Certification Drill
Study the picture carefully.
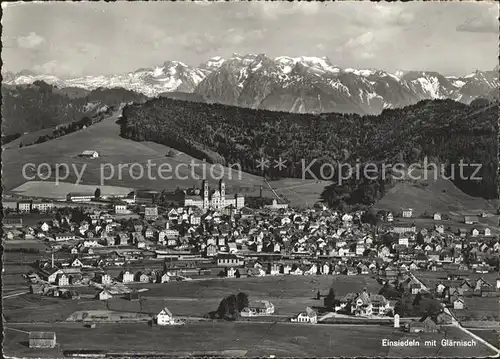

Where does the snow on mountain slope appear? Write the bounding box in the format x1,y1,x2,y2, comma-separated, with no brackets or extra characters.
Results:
3,54,498,114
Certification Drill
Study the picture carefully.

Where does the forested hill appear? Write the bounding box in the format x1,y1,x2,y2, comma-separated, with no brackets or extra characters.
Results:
1,81,148,136
119,97,498,203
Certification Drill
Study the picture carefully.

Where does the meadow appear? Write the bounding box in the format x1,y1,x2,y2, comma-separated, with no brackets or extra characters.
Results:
2,113,265,195
4,321,496,358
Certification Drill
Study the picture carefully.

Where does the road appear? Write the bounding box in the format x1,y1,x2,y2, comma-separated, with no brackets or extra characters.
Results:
2,291,29,299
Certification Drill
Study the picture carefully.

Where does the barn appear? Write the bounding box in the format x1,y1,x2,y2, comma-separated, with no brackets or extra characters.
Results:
29,331,56,348
80,150,99,158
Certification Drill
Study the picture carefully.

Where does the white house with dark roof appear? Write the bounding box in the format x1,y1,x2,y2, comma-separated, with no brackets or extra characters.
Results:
156,306,175,325
80,150,99,158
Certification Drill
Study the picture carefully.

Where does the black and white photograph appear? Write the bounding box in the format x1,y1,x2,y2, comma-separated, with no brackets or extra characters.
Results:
1,1,499,357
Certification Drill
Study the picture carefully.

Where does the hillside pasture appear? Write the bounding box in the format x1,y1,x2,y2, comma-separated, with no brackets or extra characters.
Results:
2,113,265,194
11,181,133,200
374,169,498,217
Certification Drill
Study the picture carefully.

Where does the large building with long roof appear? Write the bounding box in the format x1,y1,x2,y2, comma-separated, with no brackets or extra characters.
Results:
183,179,244,210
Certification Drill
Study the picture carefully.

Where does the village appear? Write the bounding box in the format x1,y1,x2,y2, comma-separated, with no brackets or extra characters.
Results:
3,178,500,356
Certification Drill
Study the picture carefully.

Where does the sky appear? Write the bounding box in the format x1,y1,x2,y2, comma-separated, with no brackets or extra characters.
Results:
2,1,499,78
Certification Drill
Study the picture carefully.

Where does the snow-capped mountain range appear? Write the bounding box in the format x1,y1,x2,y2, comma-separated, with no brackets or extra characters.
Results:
3,53,498,115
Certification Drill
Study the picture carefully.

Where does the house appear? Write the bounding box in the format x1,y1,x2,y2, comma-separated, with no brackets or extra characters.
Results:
71,258,84,267
56,273,69,286
97,289,113,301
217,254,244,267
54,233,76,241
402,208,413,218
398,236,409,247
435,282,446,294
471,228,479,237
158,272,170,283
241,300,275,317
32,201,54,212
475,278,492,292
408,317,438,333
39,268,63,284
18,200,32,212
386,212,394,222
120,270,134,283
95,272,112,285
206,244,218,257
350,291,373,316
3,216,23,228
156,307,175,325
114,204,128,214
144,206,159,220
29,332,56,348
226,267,237,278
483,228,491,237
464,216,479,225
453,298,465,310
391,224,416,234
291,307,317,324
433,213,442,221
80,150,99,158
136,272,150,283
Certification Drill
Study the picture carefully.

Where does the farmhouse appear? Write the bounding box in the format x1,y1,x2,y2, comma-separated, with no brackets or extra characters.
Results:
453,298,465,310
29,331,57,348
291,307,317,324
241,300,275,317
156,307,175,325
433,213,442,220
464,216,479,225
97,289,113,301
39,268,64,284
80,150,99,158
119,270,134,283
407,317,438,333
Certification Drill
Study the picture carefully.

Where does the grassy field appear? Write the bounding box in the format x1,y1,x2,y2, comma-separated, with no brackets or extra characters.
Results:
469,329,500,348
3,294,108,323
453,296,500,321
265,179,330,208
3,275,381,323
2,113,266,195
374,169,498,218
112,275,381,317
10,181,133,200
4,322,496,358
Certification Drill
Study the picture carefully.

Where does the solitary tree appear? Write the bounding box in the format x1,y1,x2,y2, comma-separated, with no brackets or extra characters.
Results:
236,292,249,311
324,288,336,310
94,188,101,199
